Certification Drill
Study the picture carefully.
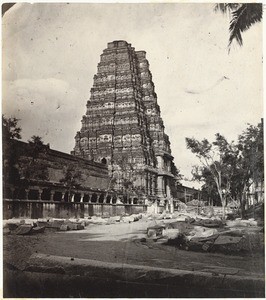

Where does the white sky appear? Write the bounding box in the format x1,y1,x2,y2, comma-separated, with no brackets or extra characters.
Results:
2,2,263,188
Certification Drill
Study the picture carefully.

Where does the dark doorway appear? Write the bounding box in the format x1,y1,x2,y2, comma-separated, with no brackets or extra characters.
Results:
28,190,39,200
98,194,105,203
91,193,98,203
101,157,107,164
41,189,51,201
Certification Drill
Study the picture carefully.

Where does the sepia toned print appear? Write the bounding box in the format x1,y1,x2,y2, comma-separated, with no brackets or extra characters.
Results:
2,2,264,298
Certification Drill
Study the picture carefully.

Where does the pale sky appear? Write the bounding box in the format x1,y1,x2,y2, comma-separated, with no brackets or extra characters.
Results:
2,3,263,188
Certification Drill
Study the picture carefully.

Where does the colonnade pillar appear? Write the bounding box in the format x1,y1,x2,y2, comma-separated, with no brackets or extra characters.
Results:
80,193,84,203
50,191,55,201
61,192,65,202
38,189,43,200
25,189,29,200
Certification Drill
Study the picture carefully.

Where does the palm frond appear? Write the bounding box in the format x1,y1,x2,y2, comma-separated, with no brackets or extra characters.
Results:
214,3,241,14
214,3,228,14
228,3,263,48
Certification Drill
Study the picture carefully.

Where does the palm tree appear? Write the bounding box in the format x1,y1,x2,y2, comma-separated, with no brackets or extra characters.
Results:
214,3,263,51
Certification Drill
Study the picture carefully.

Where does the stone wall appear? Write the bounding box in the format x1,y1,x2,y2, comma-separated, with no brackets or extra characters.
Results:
3,140,109,192
3,200,147,219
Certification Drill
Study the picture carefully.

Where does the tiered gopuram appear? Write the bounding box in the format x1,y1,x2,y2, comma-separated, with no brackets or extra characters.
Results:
73,40,177,210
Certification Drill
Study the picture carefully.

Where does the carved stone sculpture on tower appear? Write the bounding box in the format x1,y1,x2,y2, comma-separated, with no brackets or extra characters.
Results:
73,40,178,210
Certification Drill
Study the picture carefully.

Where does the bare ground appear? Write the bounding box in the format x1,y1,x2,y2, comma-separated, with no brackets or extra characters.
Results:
3,220,264,277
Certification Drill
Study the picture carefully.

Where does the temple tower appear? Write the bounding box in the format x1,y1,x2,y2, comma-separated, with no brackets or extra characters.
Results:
73,41,177,208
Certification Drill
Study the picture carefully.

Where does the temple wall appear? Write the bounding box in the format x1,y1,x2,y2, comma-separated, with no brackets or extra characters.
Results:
3,200,147,219
7,140,110,191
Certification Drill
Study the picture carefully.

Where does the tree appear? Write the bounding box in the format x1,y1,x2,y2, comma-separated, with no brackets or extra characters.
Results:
2,116,22,187
17,136,50,186
230,121,264,217
60,165,82,202
28,135,48,162
214,3,263,51
186,134,235,218
2,115,22,142
111,154,147,203
192,166,220,206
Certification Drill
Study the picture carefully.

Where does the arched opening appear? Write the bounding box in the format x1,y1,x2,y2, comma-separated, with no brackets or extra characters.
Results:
91,193,98,203
133,197,138,204
98,194,105,203
123,195,127,204
106,195,111,204
101,157,107,165
74,193,81,202
112,196,117,204
64,192,69,202
83,194,90,202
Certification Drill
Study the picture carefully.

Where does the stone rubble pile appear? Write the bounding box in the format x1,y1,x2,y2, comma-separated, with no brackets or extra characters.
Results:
2,213,144,235
145,212,264,255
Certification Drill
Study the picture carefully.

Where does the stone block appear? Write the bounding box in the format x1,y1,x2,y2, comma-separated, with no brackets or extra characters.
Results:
14,225,33,235
7,223,19,231
214,235,242,246
67,223,84,230
31,226,45,234
47,220,65,229
59,225,69,231
122,216,135,223
164,228,180,240
37,221,49,227
147,225,165,238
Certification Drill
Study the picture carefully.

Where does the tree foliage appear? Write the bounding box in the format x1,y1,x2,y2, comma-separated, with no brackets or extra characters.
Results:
60,165,82,201
186,121,264,217
186,133,235,217
214,3,263,50
230,122,264,216
2,116,22,186
2,115,22,142
27,135,48,161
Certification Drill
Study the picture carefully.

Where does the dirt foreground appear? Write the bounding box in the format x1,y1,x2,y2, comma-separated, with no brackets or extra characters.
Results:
3,217,265,297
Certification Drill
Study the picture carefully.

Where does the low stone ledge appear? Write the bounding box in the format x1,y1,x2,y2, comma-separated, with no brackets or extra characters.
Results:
25,253,264,292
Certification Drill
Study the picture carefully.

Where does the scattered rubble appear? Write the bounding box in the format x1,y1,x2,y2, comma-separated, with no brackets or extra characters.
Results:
144,212,264,255
3,207,264,256
147,225,166,239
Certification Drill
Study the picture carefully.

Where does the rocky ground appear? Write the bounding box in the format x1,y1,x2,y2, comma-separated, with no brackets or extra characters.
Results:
3,212,265,297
